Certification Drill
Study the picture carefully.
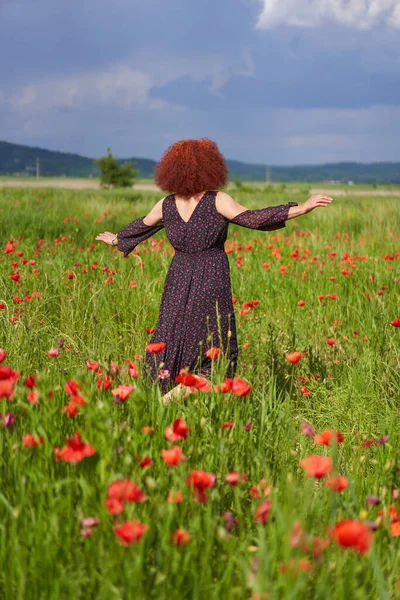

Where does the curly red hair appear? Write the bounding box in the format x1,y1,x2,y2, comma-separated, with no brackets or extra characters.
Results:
155,138,228,197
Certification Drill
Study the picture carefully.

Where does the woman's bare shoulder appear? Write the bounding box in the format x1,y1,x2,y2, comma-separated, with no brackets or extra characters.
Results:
216,190,248,220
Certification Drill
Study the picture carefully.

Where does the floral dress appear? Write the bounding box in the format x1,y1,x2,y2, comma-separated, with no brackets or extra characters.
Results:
116,191,298,393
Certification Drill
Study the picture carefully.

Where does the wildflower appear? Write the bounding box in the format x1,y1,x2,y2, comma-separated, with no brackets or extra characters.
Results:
326,338,336,346
223,512,238,532
249,479,271,499
186,470,217,504
24,374,37,388
107,479,147,503
175,369,197,387
62,403,78,417
161,446,187,466
232,377,252,397
243,421,252,431
390,318,400,327
167,490,183,504
111,384,134,402
139,456,154,468
0,348,7,363
170,529,190,546
27,390,40,404
301,422,315,438
221,420,234,430
48,348,60,357
22,433,45,448
165,418,191,442
330,519,373,555
53,432,95,463
1,412,15,428
145,342,166,354
65,379,81,395
286,352,302,364
297,300,306,306
114,521,149,545
314,429,344,445
255,500,272,524
86,360,99,371
0,379,15,400
300,455,332,478
142,425,155,435
324,475,348,492
225,471,247,486
206,347,220,360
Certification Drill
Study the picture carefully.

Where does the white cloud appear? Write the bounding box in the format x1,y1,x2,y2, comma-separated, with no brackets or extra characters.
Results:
9,66,159,113
257,0,400,29
5,47,255,115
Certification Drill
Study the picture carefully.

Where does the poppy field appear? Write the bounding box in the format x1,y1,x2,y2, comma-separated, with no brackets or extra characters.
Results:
0,185,399,599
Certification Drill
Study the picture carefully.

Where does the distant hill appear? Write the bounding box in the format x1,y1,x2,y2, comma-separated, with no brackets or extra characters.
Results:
1,140,400,183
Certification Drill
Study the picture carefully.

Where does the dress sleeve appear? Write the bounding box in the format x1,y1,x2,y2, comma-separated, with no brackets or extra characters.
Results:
116,217,164,258
229,201,299,231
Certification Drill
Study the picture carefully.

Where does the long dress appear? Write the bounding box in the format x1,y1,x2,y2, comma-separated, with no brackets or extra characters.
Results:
116,190,298,393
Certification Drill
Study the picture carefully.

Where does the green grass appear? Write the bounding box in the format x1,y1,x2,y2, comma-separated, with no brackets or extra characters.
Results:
0,185,399,599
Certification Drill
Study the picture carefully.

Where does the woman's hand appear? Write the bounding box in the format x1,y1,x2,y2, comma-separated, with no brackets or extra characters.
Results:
95,232,117,245
302,194,333,214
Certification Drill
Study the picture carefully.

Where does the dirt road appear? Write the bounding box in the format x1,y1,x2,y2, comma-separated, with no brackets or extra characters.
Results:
0,179,399,196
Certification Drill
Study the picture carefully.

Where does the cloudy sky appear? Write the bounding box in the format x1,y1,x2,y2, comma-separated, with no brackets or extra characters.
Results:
1,0,399,164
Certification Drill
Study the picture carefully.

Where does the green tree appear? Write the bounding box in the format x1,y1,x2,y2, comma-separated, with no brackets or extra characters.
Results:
95,148,137,188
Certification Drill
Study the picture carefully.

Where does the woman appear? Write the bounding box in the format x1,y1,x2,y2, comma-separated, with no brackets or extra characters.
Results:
96,139,332,403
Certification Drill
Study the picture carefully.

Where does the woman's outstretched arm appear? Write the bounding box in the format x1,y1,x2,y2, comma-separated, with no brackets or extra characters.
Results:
96,197,165,257
216,190,333,231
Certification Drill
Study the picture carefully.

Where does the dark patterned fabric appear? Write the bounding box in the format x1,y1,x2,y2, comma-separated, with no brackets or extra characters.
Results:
116,191,298,393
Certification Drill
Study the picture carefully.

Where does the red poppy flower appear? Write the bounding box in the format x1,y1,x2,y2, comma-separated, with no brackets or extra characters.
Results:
255,500,272,524
165,418,191,442
170,529,190,546
206,347,220,360
391,318,400,327
145,342,166,354
297,300,306,306
225,471,247,486
139,456,154,468
107,479,147,503
300,455,333,478
330,519,373,555
22,433,45,448
114,521,149,545
219,378,233,393
24,374,37,388
231,377,252,397
221,420,234,430
86,360,99,371
326,338,336,346
286,352,302,364
48,348,60,357
104,497,124,515
0,348,6,363
0,366,20,382
186,470,217,504
53,432,96,463
314,429,344,445
62,402,78,417
191,375,211,392
111,384,135,401
167,490,183,504
175,369,197,386
142,425,155,435
65,379,81,396
324,475,348,492
0,379,15,400
70,394,87,407
161,446,187,466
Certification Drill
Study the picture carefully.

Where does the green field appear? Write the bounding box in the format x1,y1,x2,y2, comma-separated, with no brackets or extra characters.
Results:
0,185,399,599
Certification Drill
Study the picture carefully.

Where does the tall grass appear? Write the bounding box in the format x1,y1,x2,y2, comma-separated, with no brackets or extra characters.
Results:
0,185,399,599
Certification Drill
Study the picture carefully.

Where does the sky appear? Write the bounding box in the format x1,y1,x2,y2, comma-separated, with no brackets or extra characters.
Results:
1,0,400,165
